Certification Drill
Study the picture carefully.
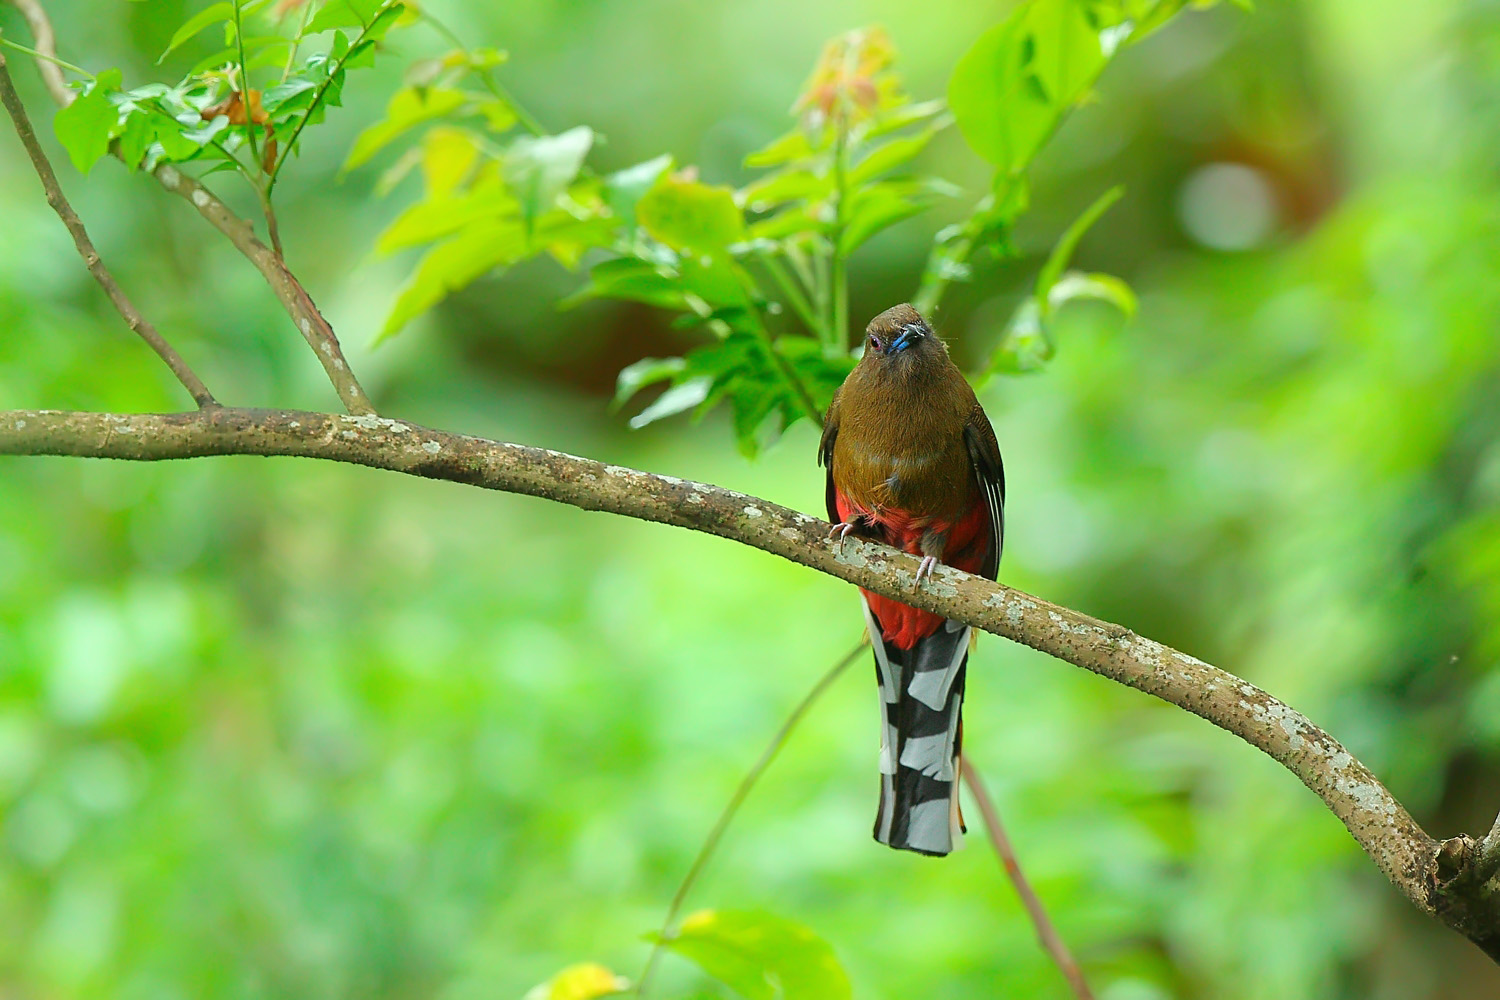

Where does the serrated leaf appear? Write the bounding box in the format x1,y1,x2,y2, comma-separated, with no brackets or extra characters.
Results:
158,2,233,62
53,70,123,175
343,86,469,171
638,174,745,253
661,909,852,1000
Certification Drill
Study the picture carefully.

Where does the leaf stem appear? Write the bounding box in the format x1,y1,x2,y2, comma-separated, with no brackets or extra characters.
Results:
635,639,865,999
0,35,89,77
230,0,259,168
755,247,821,338
828,120,851,355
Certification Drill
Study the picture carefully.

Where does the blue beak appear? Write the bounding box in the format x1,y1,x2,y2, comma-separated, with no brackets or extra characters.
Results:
887,324,923,354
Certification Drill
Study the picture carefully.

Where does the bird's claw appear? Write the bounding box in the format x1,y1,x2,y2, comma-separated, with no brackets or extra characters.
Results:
913,555,939,590
828,521,857,554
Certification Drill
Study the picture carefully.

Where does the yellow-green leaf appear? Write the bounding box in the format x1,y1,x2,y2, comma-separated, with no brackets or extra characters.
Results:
637,175,745,254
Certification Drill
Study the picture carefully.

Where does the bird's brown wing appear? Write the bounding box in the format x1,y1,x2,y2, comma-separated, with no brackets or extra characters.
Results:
963,403,1005,581
818,391,841,523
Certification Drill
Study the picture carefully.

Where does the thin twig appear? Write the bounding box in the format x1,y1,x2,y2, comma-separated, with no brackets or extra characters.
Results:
3,0,67,104
0,53,217,408
961,753,1095,1000
636,639,866,998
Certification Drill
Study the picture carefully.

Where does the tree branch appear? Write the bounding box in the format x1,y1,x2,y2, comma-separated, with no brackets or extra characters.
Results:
3,404,1496,960
0,52,217,408
2,0,376,417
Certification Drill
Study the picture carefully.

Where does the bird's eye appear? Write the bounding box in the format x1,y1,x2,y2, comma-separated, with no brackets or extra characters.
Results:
868,335,882,352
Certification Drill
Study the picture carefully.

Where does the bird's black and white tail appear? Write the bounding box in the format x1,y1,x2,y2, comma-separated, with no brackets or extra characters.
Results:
863,600,970,856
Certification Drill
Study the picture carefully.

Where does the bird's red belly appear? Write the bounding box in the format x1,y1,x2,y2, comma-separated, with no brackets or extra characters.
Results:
834,490,990,650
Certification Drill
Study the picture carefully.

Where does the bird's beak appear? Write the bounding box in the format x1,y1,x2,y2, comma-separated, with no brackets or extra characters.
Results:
887,324,924,354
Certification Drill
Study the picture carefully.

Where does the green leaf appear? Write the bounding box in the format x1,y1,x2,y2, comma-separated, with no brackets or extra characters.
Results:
306,0,385,34
522,962,628,1000
603,155,674,229
660,909,852,1000
1046,270,1136,318
420,126,480,198
613,356,687,409
157,2,232,62
638,175,746,254
53,70,122,175
115,109,155,171
839,180,944,255
848,128,935,185
375,188,515,254
744,130,815,168
629,377,711,429
343,86,469,171
948,0,1107,173
565,258,688,312
740,166,830,212
1035,184,1123,317
503,127,594,226
379,218,525,340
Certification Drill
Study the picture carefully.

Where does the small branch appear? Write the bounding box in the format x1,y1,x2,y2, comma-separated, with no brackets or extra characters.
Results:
962,754,1095,1000
3,0,67,104
147,167,372,413
636,640,865,998
0,53,217,408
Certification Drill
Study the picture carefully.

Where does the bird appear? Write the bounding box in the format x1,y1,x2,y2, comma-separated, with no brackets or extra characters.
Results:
819,303,1004,856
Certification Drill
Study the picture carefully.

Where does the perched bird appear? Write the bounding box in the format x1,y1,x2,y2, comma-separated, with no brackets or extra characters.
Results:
819,304,1004,856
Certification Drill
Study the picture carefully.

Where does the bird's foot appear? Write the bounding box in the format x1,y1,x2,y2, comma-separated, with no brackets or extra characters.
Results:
913,555,939,589
828,521,858,554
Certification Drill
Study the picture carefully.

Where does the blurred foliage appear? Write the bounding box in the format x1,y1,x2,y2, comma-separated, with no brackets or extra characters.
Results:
5,0,1500,998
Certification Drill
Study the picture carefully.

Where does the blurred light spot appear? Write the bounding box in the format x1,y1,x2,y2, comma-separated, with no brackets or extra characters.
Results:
37,878,119,986
64,744,143,814
0,714,42,800
1178,162,1278,251
7,794,76,868
48,595,128,724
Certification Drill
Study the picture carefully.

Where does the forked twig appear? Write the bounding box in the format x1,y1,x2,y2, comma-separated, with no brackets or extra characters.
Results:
0,51,217,408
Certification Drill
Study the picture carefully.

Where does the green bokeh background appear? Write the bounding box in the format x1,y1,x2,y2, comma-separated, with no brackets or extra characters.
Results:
4,1,1500,997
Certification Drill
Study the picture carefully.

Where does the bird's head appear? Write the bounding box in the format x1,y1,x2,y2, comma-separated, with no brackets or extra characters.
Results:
861,304,944,367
